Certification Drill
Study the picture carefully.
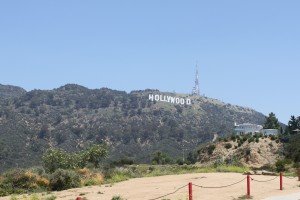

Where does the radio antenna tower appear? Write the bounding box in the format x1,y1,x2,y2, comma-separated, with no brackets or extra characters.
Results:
192,64,200,96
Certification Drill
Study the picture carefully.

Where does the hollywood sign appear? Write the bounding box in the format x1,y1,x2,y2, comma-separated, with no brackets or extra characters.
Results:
149,94,192,105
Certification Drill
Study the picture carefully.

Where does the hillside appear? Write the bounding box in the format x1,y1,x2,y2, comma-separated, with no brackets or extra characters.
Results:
198,134,284,168
0,84,266,171
0,84,26,100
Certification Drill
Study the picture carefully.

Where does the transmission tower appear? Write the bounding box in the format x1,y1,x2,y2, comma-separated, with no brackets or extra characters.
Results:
192,65,200,96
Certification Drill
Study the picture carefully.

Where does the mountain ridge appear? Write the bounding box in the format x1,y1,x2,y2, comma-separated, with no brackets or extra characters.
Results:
0,84,26,100
0,83,267,171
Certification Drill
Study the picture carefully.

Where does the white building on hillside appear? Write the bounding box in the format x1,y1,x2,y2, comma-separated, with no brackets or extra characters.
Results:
234,123,263,134
261,129,279,136
234,123,279,135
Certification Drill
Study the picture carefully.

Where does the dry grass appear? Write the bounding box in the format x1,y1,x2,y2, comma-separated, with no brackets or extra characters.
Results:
77,168,104,186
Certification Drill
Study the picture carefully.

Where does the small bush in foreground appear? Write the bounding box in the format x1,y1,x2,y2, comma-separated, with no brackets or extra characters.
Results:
112,196,126,200
275,159,292,172
77,168,103,186
43,144,108,173
0,169,49,197
105,170,132,184
50,169,80,191
237,195,253,199
45,195,56,200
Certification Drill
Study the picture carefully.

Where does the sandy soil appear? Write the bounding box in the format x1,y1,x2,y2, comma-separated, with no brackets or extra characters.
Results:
1,173,299,200
263,192,300,200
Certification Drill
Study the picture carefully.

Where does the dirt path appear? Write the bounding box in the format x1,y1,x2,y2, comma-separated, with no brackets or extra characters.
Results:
1,173,299,200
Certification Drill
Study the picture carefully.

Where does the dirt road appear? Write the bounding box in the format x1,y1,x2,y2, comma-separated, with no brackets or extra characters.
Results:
1,173,299,200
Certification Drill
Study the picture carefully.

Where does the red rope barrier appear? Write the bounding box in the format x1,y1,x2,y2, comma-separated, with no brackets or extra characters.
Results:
148,184,187,200
147,173,297,200
192,177,246,189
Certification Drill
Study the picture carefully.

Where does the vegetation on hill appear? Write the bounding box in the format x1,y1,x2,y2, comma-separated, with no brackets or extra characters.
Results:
197,133,284,169
198,112,300,173
0,145,107,196
285,115,300,135
0,143,249,197
0,84,26,100
0,84,267,172
1,113,299,198
263,112,281,130
282,115,300,167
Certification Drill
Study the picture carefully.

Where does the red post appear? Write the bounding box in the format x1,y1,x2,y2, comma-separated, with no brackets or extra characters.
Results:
189,182,193,200
280,172,283,190
247,175,251,198
76,197,82,200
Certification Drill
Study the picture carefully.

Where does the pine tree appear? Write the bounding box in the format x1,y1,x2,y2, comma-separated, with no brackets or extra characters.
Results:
263,112,280,130
287,115,299,134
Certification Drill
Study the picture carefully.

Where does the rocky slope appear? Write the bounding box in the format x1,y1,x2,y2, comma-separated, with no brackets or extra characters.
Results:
198,135,283,168
0,84,267,171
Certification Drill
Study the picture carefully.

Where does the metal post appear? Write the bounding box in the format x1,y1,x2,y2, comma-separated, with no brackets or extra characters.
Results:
280,172,283,190
247,175,251,198
189,182,193,200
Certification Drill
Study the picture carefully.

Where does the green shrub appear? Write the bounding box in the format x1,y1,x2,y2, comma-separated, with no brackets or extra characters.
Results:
105,170,132,184
29,194,40,200
230,135,237,141
260,164,275,171
225,156,242,166
207,145,216,155
84,144,108,167
10,196,18,200
43,145,108,172
0,169,49,196
245,149,251,156
176,159,184,165
45,195,56,200
31,167,46,176
224,143,232,149
112,158,134,167
50,169,80,191
269,143,273,147
151,151,173,165
213,157,225,167
248,137,254,143
112,195,125,200
42,149,76,173
238,141,242,147
275,160,286,172
270,135,276,141
293,162,300,168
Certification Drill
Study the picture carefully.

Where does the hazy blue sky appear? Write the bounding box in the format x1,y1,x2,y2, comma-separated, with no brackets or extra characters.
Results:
0,1,299,123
